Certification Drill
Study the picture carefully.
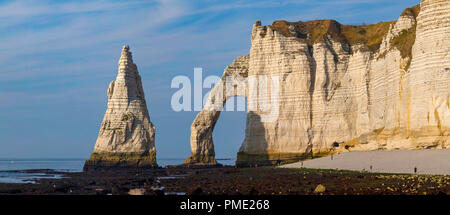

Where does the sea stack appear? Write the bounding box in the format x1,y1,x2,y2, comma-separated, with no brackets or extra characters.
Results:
84,45,157,170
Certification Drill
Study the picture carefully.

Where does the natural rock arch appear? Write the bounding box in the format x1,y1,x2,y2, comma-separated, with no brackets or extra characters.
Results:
184,56,249,165
185,1,450,166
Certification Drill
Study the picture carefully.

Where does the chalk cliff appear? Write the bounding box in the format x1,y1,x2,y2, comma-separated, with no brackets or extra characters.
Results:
186,0,449,166
84,45,157,170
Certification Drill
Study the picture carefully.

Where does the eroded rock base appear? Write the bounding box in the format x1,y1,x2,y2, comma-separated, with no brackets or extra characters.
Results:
184,154,218,166
84,150,157,171
236,151,335,167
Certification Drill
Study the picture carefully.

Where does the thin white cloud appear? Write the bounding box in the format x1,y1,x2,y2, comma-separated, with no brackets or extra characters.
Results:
0,0,419,85
0,0,146,18
0,0,190,71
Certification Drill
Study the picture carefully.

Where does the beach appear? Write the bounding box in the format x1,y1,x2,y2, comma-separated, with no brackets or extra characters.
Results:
281,149,450,175
2,150,450,195
1,165,450,195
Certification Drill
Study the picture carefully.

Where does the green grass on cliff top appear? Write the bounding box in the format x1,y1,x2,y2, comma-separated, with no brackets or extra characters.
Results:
270,4,420,54
271,19,393,53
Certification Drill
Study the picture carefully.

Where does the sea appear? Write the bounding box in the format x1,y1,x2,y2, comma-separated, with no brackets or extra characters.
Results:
0,158,236,183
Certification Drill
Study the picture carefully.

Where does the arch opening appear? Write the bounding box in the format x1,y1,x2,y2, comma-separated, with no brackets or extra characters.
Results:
184,56,249,165
212,96,247,165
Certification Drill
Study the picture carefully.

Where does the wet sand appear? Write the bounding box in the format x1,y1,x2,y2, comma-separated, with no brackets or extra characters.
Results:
281,149,450,175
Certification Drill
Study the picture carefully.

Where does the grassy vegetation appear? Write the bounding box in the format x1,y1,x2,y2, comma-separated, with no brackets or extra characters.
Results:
391,28,416,58
270,4,420,56
389,4,420,71
271,19,393,53
122,114,129,122
341,21,393,52
401,4,420,18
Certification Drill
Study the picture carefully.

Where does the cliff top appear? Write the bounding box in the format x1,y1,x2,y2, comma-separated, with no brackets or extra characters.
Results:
400,4,420,18
391,4,420,59
271,19,393,52
270,4,420,53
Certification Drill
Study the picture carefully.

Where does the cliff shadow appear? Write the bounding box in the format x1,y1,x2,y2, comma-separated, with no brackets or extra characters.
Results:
236,111,314,167
235,111,271,167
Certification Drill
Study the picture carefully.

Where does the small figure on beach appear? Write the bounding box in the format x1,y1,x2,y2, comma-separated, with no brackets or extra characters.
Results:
414,167,417,174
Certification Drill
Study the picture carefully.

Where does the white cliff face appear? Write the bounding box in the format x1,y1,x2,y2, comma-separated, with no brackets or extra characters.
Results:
85,46,156,169
187,0,449,166
405,0,449,146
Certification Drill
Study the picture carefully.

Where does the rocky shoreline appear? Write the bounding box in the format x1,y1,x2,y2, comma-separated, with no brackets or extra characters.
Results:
1,167,450,195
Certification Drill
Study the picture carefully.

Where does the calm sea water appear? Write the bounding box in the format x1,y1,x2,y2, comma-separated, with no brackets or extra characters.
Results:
0,159,86,172
0,158,236,183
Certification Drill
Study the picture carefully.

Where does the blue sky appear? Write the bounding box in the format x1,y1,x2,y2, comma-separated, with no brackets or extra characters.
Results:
0,0,420,159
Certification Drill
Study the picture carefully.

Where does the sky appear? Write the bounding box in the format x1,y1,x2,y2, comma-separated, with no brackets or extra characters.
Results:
0,0,420,160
